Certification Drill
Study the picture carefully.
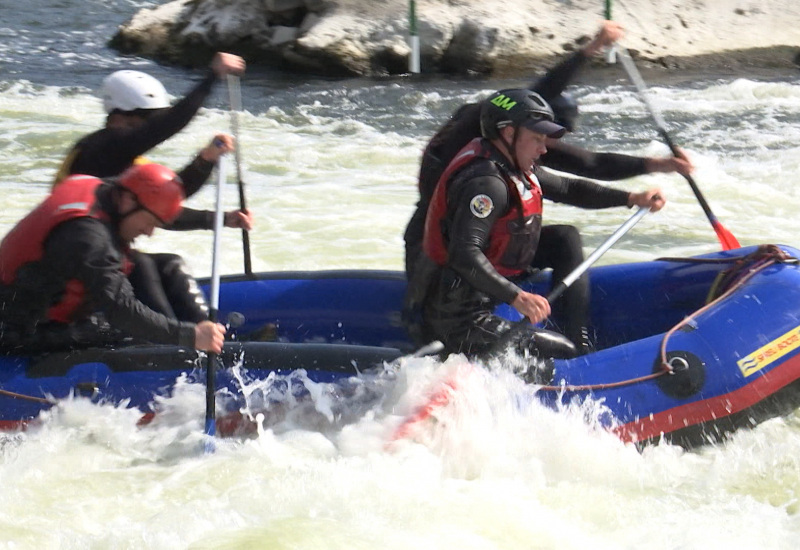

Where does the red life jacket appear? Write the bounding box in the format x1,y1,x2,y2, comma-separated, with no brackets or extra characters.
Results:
423,138,543,278
0,175,129,323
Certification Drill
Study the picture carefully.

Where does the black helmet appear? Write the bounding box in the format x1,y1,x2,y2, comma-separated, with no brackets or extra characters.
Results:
480,89,566,140
549,92,579,133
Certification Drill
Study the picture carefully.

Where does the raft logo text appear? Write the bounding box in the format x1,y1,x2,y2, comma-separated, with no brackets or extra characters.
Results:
737,325,800,377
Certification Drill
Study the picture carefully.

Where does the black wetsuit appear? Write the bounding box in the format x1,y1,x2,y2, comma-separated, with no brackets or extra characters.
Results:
0,185,197,352
420,145,629,357
56,72,224,321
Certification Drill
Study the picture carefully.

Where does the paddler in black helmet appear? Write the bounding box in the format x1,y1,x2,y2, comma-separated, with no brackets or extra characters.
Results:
407,90,664,365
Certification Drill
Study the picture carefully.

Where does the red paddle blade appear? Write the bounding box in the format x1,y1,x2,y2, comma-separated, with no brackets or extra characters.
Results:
713,221,740,251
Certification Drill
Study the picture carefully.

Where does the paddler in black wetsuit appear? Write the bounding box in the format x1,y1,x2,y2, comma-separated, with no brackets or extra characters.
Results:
404,21,691,352
409,89,665,364
54,52,252,324
0,164,226,353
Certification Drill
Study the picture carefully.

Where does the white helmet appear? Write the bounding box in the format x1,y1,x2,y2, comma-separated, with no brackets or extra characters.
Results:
101,70,170,114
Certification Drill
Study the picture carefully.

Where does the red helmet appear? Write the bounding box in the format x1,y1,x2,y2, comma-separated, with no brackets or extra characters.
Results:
117,163,184,224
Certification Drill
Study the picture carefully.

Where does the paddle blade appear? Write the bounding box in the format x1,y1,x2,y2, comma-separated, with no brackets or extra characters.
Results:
203,421,216,454
713,221,741,251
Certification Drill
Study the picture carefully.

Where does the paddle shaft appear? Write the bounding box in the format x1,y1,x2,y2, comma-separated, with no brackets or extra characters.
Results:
546,206,649,304
495,206,649,351
615,46,739,250
227,75,253,275
205,156,227,447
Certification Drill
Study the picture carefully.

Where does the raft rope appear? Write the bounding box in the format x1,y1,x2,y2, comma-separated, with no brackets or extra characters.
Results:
536,244,798,393
0,388,52,405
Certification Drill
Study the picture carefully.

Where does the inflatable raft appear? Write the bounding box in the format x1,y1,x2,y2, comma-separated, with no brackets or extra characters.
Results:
2,244,800,448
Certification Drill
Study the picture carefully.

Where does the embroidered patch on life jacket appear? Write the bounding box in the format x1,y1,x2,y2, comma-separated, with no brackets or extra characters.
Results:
469,194,494,218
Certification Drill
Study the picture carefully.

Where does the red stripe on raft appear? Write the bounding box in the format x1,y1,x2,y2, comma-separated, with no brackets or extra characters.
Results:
615,353,800,443
137,412,155,427
0,419,34,431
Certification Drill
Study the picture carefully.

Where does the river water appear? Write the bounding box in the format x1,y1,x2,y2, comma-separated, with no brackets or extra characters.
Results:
3,1,800,548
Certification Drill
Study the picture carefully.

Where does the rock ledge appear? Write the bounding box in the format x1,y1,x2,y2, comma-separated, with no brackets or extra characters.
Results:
110,0,800,77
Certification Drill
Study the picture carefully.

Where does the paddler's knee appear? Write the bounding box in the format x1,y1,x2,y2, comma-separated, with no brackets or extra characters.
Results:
524,327,577,359
156,253,209,323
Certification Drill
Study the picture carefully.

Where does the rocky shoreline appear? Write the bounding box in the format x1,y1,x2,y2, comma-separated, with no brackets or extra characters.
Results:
110,0,800,78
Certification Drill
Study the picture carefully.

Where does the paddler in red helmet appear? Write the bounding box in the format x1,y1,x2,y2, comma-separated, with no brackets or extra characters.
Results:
0,163,225,353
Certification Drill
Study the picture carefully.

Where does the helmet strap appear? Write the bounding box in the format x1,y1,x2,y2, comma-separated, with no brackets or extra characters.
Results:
113,187,153,226
498,126,523,173
108,186,128,228
125,201,167,226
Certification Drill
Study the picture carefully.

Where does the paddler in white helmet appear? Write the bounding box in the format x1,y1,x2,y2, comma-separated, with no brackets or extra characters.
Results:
52,52,252,325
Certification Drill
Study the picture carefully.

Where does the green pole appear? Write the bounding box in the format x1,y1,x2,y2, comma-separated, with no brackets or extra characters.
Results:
409,0,420,73
604,0,616,64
